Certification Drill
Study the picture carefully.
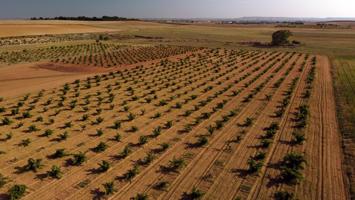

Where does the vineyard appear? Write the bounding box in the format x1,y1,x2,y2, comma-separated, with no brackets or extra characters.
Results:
0,43,201,67
0,48,346,200
0,33,106,47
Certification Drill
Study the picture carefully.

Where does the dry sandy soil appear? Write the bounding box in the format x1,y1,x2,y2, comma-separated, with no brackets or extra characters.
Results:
0,20,350,199
0,63,107,98
0,20,116,37
0,48,347,200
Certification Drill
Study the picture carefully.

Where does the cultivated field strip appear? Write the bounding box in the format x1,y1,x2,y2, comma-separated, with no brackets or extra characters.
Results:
89,52,296,200
0,48,346,200
241,55,312,199
163,53,307,200
155,54,306,200
23,49,282,198
0,42,201,67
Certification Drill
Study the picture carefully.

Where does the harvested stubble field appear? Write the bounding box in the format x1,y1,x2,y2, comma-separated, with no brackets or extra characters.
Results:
0,20,116,38
0,46,346,200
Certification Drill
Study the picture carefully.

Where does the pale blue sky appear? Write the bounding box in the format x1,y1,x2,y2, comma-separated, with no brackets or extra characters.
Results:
0,0,354,19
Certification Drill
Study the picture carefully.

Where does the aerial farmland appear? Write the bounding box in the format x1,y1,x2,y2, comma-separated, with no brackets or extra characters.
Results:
0,1,354,200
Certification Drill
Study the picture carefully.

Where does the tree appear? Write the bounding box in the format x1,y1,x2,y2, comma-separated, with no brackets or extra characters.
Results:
271,30,292,46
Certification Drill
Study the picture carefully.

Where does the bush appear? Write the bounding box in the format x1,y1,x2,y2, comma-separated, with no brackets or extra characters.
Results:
124,165,140,181
119,145,132,158
1,117,12,126
243,117,254,127
22,111,32,119
127,113,135,121
281,152,306,170
152,126,162,137
139,152,155,166
71,152,86,166
96,129,104,137
260,139,272,148
206,125,215,135
24,158,43,172
195,136,208,147
274,191,295,200
279,152,306,183
42,129,53,137
154,181,169,190
133,193,148,200
92,142,108,153
8,184,27,200
0,173,8,188
20,139,31,147
113,133,121,142
98,160,110,172
51,149,67,158
164,120,173,129
158,143,170,152
292,131,305,145
167,157,186,171
47,165,63,179
184,187,204,199
27,125,39,132
112,120,121,129
280,167,303,184
254,151,266,160
247,158,263,174
58,132,69,141
102,182,116,195
138,136,148,145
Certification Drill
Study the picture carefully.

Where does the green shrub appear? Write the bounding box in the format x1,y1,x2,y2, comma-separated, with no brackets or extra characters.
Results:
92,142,108,153
24,158,43,172
8,184,27,200
274,191,295,200
102,182,116,195
98,160,110,172
247,158,263,174
47,165,63,179
70,152,86,166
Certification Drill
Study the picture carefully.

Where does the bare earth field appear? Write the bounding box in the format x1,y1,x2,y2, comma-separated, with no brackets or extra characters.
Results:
0,20,353,200
0,20,115,37
0,63,105,98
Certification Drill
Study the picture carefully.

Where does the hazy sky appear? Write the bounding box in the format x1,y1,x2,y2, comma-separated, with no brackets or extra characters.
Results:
1,0,354,19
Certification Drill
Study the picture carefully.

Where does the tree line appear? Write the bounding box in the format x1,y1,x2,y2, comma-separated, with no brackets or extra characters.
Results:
30,16,139,21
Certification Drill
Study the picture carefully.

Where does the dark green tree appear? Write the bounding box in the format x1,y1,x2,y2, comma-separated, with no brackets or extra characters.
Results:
272,30,292,46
